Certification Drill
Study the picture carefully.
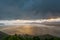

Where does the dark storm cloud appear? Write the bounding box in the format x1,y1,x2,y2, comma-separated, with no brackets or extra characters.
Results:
0,0,60,20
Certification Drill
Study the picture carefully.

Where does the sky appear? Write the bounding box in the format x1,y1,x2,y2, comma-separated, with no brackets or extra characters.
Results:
0,0,60,20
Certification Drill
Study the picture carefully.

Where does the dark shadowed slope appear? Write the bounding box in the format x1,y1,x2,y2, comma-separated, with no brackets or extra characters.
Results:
0,31,8,40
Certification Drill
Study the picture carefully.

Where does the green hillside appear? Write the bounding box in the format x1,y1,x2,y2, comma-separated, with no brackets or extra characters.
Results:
0,31,60,40
1,34,60,40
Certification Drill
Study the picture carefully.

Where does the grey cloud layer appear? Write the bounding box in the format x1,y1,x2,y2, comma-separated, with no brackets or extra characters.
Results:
0,0,60,20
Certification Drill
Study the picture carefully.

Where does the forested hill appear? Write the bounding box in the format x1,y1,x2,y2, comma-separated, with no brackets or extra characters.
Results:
0,31,60,40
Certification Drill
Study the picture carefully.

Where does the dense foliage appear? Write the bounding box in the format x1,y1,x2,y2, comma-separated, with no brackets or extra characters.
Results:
1,34,60,40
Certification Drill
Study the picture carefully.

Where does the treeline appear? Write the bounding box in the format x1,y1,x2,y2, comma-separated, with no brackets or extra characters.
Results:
2,34,60,40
